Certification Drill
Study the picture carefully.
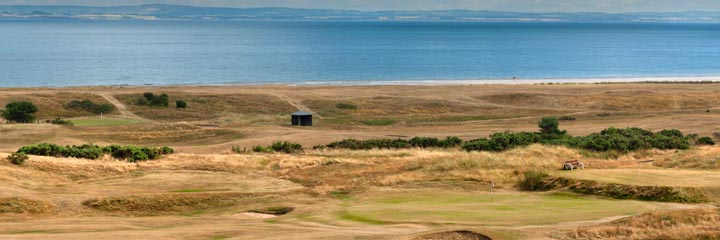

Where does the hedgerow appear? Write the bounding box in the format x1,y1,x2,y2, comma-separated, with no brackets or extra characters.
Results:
318,136,463,150
16,143,174,162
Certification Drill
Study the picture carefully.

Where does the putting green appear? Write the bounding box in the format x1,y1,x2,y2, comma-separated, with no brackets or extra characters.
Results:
341,190,679,226
71,117,142,127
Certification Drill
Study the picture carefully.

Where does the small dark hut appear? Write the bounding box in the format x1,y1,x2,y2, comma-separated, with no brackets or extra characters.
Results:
291,110,313,126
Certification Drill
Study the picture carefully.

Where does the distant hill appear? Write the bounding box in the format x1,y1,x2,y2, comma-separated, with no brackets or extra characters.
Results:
1,4,720,22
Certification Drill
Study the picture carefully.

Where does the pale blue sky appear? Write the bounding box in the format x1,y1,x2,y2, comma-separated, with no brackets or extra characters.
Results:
3,0,720,12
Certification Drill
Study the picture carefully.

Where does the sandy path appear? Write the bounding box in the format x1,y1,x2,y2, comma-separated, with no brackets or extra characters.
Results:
271,93,322,118
97,93,149,121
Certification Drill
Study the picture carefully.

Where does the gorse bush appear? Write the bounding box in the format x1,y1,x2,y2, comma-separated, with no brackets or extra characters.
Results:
7,152,28,166
176,100,187,109
135,93,169,107
16,143,174,162
696,137,716,145
319,136,463,150
65,100,114,114
252,141,303,154
462,117,692,153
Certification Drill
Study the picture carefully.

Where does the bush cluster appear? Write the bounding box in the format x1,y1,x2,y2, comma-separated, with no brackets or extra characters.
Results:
47,118,73,126
319,136,463,150
16,143,174,162
136,93,169,107
65,100,114,114
462,117,697,153
7,152,29,165
253,141,303,154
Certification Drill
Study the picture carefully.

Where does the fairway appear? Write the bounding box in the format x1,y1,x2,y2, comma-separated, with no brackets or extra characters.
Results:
340,190,678,226
553,169,720,187
70,117,142,127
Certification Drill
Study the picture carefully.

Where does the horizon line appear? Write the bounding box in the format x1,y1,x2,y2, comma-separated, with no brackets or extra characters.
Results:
1,4,719,14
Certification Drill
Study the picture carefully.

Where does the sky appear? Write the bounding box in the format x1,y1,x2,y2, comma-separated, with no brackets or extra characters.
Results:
2,0,720,12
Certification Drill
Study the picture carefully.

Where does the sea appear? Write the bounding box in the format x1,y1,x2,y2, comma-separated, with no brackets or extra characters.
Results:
1,20,720,87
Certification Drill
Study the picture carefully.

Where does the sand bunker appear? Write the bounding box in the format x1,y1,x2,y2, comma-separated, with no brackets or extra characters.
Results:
232,212,278,219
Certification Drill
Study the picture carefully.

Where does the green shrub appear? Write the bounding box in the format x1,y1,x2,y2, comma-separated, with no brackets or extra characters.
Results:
1,101,38,123
251,142,303,154
136,93,169,107
176,100,187,109
7,152,28,165
252,145,270,153
47,118,74,126
696,137,716,145
462,120,690,153
65,100,114,114
336,103,358,110
269,141,303,154
559,116,577,121
518,170,551,191
16,143,173,162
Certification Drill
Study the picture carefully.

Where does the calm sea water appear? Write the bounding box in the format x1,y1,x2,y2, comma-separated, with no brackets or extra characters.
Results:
1,20,720,87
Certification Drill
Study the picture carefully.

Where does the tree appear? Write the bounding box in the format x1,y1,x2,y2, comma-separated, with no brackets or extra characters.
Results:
538,117,565,135
1,101,38,123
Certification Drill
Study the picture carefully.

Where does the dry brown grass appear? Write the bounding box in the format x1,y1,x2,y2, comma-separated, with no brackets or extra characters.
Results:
114,93,295,122
476,91,720,111
0,198,54,214
279,145,577,194
555,208,720,240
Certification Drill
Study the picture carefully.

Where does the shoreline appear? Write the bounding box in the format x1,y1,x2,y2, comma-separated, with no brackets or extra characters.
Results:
3,76,720,89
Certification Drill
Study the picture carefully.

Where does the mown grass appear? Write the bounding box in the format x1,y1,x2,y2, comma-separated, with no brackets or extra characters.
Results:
341,190,670,226
71,117,142,127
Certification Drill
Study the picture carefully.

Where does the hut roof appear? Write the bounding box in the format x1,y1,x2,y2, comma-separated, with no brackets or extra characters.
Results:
291,110,313,116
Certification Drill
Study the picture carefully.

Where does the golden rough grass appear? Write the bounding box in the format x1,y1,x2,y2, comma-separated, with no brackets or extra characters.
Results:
556,208,720,240
114,93,295,122
0,93,113,119
477,92,720,111
280,145,580,194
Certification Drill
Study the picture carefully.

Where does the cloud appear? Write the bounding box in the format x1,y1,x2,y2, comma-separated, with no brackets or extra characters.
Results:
3,0,720,12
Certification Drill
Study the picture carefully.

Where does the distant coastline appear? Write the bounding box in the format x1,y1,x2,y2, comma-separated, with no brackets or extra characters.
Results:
1,4,720,23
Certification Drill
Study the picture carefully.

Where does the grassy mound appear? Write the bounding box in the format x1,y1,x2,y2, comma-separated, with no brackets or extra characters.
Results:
540,177,706,203
82,193,273,215
0,198,54,214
